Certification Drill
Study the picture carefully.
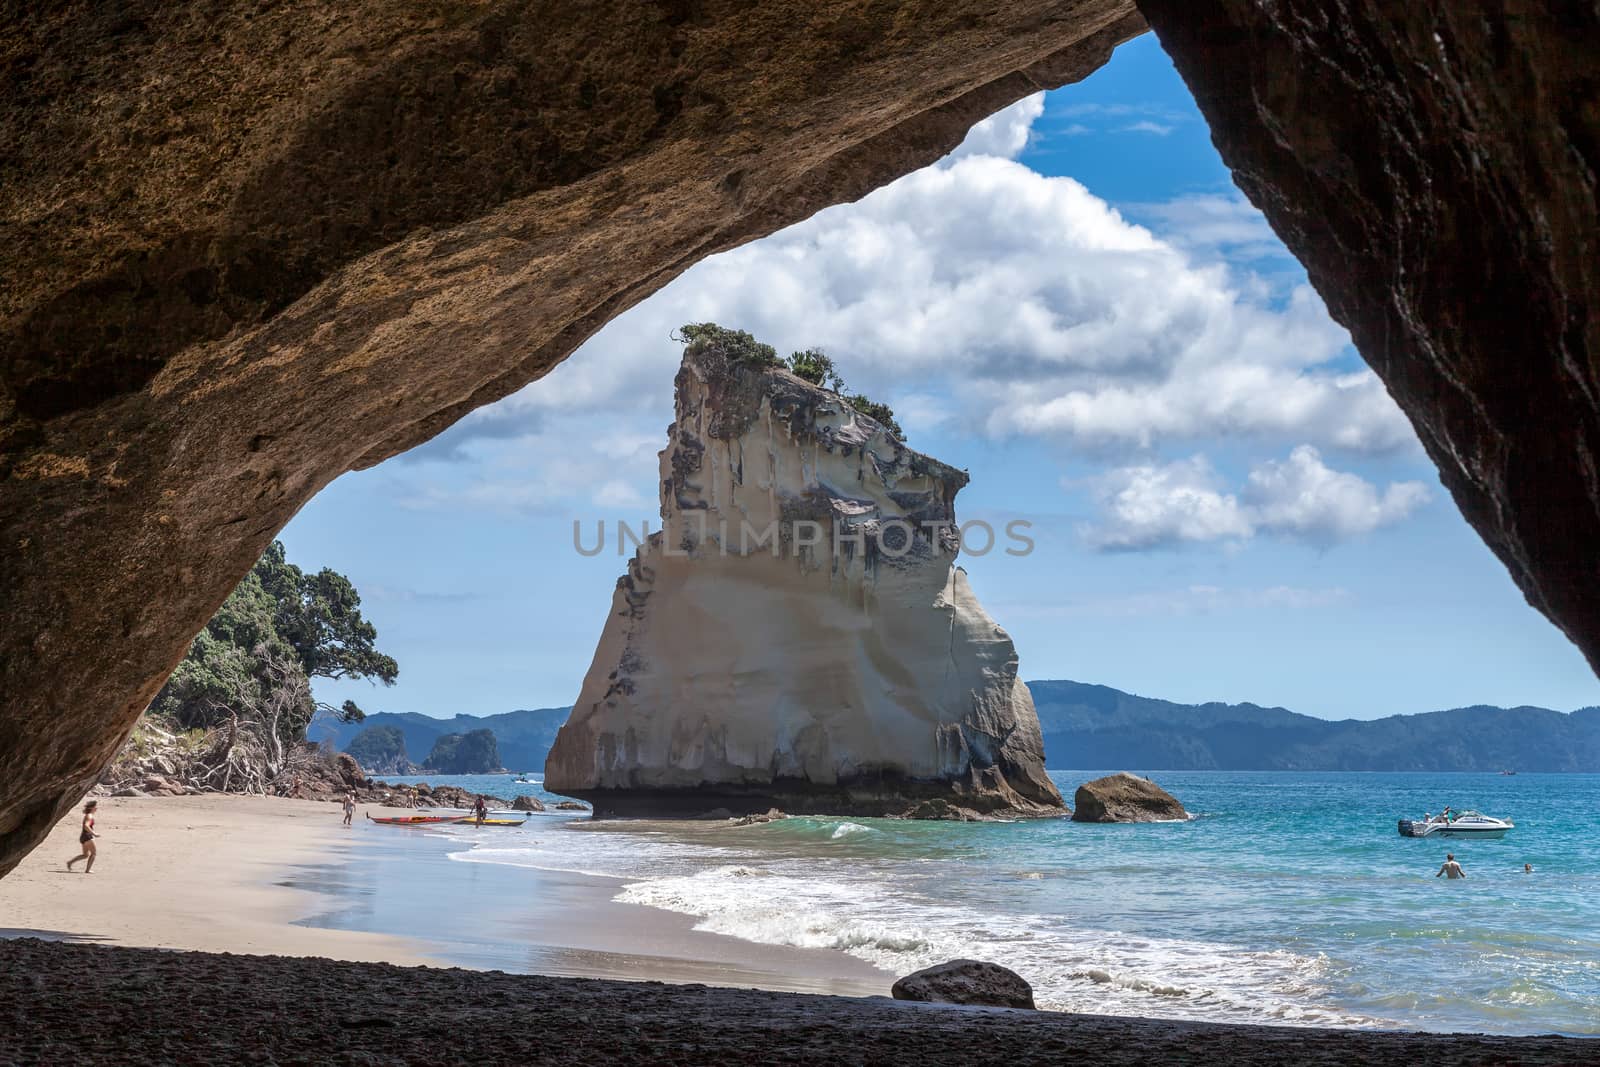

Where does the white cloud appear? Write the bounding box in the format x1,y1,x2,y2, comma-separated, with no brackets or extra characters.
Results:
1118,120,1173,136
1125,193,1284,261
392,416,661,515
998,583,1351,619
1243,445,1432,542
946,93,1045,161
1083,455,1251,549
1083,447,1430,550
401,95,1418,523
521,154,1413,455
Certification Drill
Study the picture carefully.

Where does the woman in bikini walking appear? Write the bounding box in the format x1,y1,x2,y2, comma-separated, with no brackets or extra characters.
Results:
66,800,99,873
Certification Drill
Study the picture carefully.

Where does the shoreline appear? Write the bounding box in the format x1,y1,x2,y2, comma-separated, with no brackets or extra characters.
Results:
3,791,1594,1057
0,794,890,997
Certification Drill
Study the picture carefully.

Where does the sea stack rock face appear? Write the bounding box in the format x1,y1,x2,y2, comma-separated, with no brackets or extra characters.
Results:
545,341,1063,818
1071,772,1187,823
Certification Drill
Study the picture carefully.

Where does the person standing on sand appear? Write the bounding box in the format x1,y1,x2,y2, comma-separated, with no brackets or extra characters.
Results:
473,795,488,826
66,800,99,873
1437,854,1466,879
342,791,356,827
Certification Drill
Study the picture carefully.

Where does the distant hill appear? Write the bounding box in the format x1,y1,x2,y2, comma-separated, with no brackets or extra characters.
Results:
314,707,569,774
319,684,1600,775
1029,680,1600,771
421,728,502,774
344,724,415,774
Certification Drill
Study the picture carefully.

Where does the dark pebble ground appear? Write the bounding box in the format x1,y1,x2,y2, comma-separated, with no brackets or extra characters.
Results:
0,940,1591,1066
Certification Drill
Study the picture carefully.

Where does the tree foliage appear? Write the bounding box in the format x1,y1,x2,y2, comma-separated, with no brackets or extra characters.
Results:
785,348,844,392
150,542,395,736
676,322,780,369
346,725,410,770
255,541,399,685
678,324,903,441
846,394,904,439
423,729,502,774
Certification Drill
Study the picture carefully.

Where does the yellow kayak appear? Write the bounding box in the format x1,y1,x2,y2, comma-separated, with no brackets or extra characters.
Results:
452,817,527,827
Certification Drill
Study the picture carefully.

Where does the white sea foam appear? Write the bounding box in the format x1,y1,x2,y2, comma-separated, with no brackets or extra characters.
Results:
611,861,1382,1028
453,823,1386,1029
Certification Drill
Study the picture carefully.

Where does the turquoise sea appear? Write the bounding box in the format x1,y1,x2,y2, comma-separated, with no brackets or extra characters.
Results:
344,770,1600,1035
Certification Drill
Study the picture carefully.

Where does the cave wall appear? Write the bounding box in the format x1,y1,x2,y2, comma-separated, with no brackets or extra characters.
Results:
1138,1,1600,671
0,0,1144,876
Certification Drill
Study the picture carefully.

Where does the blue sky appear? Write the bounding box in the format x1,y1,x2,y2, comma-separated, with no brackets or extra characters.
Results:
282,35,1600,722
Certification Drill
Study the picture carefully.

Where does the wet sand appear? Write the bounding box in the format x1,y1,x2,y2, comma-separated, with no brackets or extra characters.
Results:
0,794,888,996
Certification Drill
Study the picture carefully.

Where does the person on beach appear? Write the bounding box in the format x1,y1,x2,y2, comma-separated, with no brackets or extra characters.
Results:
66,800,99,873
1436,854,1466,879
342,791,356,827
473,795,488,826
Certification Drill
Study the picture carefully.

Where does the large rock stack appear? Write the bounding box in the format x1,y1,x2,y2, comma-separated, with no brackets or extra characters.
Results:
545,336,1063,819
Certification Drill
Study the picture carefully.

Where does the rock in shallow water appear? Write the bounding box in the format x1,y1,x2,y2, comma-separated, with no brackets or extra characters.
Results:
1071,772,1187,823
544,335,1063,819
892,960,1036,1010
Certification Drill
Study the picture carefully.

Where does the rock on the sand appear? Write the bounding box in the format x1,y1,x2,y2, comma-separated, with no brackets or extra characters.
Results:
511,795,545,812
1071,773,1187,823
892,960,1035,1009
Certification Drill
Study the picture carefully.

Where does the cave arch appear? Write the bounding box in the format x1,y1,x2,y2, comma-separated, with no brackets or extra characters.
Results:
2,1,1596,876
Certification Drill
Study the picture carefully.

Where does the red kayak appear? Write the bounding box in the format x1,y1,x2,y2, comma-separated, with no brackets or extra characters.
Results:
366,813,459,825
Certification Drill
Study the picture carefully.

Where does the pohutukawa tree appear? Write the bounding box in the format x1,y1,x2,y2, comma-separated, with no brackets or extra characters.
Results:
150,541,395,740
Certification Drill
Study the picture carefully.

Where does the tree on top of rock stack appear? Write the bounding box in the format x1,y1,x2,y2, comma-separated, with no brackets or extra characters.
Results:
678,322,906,440
545,324,1061,819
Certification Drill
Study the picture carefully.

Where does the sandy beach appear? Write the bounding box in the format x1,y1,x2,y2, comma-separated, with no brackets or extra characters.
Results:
0,795,424,963
0,794,888,996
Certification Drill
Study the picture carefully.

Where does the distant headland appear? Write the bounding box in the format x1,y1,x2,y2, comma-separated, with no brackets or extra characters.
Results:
322,680,1600,776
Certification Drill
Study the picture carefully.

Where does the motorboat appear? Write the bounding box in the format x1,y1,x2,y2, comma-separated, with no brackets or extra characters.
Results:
1398,809,1514,838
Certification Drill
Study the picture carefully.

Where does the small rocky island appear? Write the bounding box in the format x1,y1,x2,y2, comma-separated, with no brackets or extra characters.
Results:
545,326,1064,819
1071,772,1188,823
